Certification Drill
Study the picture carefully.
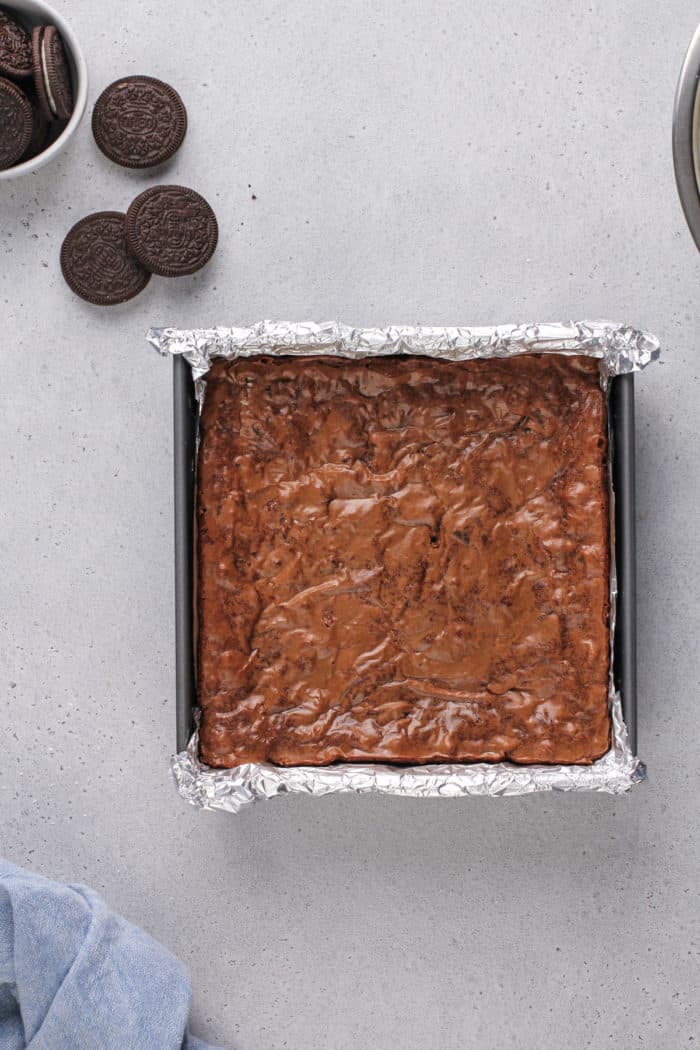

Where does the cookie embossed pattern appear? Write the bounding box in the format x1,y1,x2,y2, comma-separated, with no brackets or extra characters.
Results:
61,212,151,306
92,75,187,169
126,185,218,277
0,74,32,167
0,8,32,78
150,319,660,813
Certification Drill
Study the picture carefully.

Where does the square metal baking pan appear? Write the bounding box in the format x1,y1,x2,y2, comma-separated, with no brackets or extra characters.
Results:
172,355,638,759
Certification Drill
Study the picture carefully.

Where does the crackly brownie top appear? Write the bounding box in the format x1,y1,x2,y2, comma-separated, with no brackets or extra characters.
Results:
196,353,610,768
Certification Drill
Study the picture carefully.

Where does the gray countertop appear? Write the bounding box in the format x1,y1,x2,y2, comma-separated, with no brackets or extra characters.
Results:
2,1,699,1046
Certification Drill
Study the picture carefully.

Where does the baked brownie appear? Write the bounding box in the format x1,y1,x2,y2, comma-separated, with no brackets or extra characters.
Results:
197,354,610,768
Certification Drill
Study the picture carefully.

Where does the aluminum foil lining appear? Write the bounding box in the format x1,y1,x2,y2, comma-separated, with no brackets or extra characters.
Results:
148,319,659,380
172,695,644,813
150,319,657,813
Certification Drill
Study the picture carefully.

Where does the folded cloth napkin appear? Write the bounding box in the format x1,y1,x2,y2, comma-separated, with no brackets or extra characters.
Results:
0,859,226,1050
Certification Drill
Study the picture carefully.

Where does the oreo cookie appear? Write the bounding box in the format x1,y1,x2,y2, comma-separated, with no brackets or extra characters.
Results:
92,76,187,169
21,90,49,160
60,211,151,305
125,185,218,276
31,25,72,122
0,8,32,79
0,74,32,169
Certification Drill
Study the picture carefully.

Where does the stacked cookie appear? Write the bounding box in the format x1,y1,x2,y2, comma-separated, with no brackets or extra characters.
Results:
61,76,218,305
0,7,73,169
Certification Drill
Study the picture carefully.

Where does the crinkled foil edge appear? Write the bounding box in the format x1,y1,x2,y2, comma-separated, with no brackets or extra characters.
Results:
171,694,645,814
151,320,657,812
148,319,659,381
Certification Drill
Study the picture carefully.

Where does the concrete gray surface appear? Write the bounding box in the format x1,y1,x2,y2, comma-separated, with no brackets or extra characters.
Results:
1,0,699,1046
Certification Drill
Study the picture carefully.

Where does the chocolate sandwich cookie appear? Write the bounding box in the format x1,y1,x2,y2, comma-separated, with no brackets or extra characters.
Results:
61,212,151,306
92,75,187,169
31,25,72,121
0,8,32,79
20,89,49,160
0,75,32,169
30,27,52,120
125,185,218,277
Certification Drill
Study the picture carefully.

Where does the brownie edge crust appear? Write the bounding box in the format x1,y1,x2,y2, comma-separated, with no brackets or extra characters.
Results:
196,354,610,768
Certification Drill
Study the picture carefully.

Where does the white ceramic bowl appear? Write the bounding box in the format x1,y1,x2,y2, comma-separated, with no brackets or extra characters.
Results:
0,0,87,180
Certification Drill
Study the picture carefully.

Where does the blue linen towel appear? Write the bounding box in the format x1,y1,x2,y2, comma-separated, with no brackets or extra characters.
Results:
0,859,226,1050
